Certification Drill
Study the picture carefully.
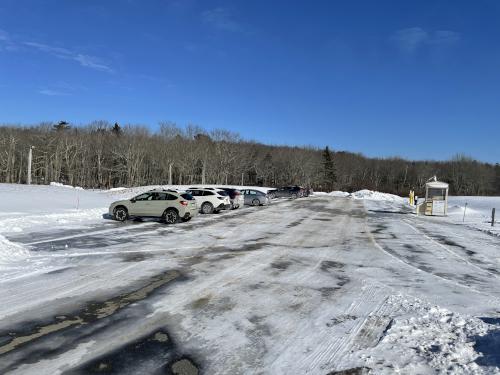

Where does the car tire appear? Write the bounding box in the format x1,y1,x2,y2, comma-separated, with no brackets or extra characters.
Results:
252,198,260,206
113,206,129,222
291,193,298,199
163,208,180,224
201,202,214,214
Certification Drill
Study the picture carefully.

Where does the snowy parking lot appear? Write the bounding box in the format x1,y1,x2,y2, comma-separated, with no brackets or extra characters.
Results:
1,184,500,374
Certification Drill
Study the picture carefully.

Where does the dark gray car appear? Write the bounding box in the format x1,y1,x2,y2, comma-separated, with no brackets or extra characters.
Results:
241,189,271,206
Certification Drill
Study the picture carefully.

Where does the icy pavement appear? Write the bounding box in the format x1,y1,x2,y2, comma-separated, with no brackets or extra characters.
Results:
0,193,500,374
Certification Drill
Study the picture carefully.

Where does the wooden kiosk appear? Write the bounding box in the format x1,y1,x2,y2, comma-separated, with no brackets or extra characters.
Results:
417,179,449,216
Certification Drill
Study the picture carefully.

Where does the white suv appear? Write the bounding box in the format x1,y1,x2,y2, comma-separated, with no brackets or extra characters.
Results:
109,190,198,223
186,188,231,214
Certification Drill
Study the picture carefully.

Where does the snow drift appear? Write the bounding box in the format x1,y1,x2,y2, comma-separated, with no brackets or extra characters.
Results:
0,234,30,265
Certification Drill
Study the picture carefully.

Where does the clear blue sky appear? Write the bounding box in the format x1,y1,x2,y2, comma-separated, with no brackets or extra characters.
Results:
1,0,499,163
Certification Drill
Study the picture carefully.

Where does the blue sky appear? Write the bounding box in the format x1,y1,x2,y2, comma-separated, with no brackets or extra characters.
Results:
1,0,499,163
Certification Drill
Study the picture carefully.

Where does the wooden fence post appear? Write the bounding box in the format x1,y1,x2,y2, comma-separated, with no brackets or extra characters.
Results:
492,208,496,227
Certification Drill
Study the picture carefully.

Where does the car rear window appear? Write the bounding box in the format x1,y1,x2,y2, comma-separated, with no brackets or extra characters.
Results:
181,193,194,200
217,190,228,196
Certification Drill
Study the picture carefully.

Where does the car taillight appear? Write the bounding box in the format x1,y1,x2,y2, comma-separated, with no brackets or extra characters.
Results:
180,201,188,206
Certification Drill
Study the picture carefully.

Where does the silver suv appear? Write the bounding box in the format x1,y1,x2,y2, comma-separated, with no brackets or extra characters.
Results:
109,189,198,224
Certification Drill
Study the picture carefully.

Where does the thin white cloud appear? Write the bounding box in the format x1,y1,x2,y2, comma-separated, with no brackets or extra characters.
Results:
392,27,428,53
202,7,242,32
38,89,69,96
0,29,113,73
23,41,113,73
392,27,461,53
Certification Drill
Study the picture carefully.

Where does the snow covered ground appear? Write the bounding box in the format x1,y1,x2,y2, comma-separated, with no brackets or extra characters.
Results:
1,183,500,374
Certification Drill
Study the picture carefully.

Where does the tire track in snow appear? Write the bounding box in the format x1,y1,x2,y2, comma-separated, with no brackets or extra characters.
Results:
401,219,500,280
367,221,500,302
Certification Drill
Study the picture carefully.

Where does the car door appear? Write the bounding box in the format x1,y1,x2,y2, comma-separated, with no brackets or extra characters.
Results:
129,192,153,216
148,192,170,216
245,190,257,205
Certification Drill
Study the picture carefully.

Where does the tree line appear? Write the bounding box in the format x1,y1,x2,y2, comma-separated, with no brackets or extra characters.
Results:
0,121,498,196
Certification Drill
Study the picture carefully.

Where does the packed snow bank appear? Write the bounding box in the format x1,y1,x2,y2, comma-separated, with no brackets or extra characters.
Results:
353,294,493,374
0,234,30,264
314,189,406,202
49,182,84,190
351,189,406,204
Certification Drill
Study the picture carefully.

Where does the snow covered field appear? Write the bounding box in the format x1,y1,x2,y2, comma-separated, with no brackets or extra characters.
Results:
1,183,500,374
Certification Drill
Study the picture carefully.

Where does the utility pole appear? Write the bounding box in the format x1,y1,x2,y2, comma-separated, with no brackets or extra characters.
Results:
241,172,244,186
168,163,173,185
27,146,34,185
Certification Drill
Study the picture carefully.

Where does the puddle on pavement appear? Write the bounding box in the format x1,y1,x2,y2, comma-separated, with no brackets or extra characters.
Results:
0,269,182,356
327,366,371,375
69,329,200,375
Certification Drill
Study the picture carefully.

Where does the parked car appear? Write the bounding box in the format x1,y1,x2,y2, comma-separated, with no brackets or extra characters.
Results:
240,189,271,206
267,188,277,199
185,188,231,214
216,187,244,209
109,189,198,224
273,186,304,199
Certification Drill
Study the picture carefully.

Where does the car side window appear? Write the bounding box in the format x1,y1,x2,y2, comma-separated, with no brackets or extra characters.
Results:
249,190,257,195
203,191,214,196
166,193,177,200
134,193,151,201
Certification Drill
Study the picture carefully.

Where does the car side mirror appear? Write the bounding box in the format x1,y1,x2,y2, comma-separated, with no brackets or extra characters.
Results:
130,198,136,203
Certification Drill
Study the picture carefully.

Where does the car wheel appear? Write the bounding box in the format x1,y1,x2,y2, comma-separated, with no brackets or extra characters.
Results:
252,198,260,206
201,202,214,214
291,193,298,199
163,208,180,224
113,206,129,222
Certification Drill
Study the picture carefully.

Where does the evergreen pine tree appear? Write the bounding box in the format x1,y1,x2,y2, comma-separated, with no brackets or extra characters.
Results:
112,122,121,135
53,121,70,131
495,163,500,195
322,146,337,191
